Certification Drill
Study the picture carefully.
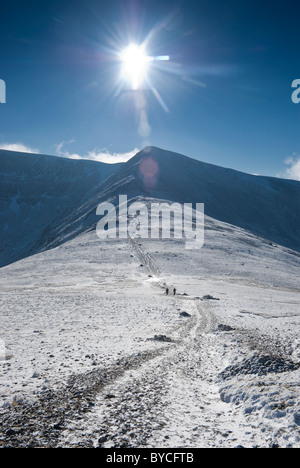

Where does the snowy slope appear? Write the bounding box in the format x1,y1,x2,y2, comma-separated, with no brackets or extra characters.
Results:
0,150,121,267
0,145,299,448
0,215,299,448
37,146,300,256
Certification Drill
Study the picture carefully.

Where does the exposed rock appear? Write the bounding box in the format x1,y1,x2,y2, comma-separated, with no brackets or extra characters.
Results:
202,295,220,301
147,334,173,343
219,354,300,380
217,324,235,332
179,312,191,318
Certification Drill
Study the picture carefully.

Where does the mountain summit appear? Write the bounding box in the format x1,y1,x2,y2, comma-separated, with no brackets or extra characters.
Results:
1,146,299,267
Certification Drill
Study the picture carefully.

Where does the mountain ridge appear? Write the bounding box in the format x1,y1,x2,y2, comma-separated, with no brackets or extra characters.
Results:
33,146,300,255
1,146,299,267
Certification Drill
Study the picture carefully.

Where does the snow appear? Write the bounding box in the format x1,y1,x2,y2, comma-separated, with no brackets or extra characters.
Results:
0,219,299,447
0,146,299,448
0,235,179,401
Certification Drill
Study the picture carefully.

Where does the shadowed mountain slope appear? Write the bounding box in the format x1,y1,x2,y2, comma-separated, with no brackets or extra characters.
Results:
1,146,299,267
0,150,121,267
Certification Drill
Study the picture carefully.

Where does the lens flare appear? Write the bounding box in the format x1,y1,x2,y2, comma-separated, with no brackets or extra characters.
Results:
139,156,159,190
121,44,150,90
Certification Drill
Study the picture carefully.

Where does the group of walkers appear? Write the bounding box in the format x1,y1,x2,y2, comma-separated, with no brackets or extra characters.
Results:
166,287,176,296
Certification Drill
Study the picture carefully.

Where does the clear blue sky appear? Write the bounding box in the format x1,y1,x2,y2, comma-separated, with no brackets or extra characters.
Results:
1,0,300,178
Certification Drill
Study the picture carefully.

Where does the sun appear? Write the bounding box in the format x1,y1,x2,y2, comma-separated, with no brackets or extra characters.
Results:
120,44,150,90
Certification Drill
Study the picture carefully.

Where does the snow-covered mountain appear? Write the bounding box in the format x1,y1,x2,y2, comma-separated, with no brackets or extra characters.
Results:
1,146,300,267
0,150,121,267
0,146,299,448
25,146,300,257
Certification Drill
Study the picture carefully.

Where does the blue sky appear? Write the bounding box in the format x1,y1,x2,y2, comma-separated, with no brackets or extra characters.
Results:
1,0,300,179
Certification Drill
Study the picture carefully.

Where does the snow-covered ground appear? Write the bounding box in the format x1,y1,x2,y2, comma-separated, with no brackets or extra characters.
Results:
0,213,299,448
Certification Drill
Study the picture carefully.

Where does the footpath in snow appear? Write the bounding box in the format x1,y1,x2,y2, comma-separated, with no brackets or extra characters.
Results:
0,227,299,448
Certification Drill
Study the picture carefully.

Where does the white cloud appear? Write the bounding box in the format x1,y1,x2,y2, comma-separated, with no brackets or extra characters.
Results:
283,153,300,181
0,142,40,154
55,140,138,164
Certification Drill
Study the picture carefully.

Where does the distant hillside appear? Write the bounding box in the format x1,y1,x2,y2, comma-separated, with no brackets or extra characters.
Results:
0,150,121,267
39,146,300,255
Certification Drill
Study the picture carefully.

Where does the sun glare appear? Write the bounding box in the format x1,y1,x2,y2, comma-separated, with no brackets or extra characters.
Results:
121,44,150,90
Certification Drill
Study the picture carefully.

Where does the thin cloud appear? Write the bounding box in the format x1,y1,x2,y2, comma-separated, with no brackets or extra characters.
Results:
283,153,300,181
56,140,139,164
0,142,40,154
